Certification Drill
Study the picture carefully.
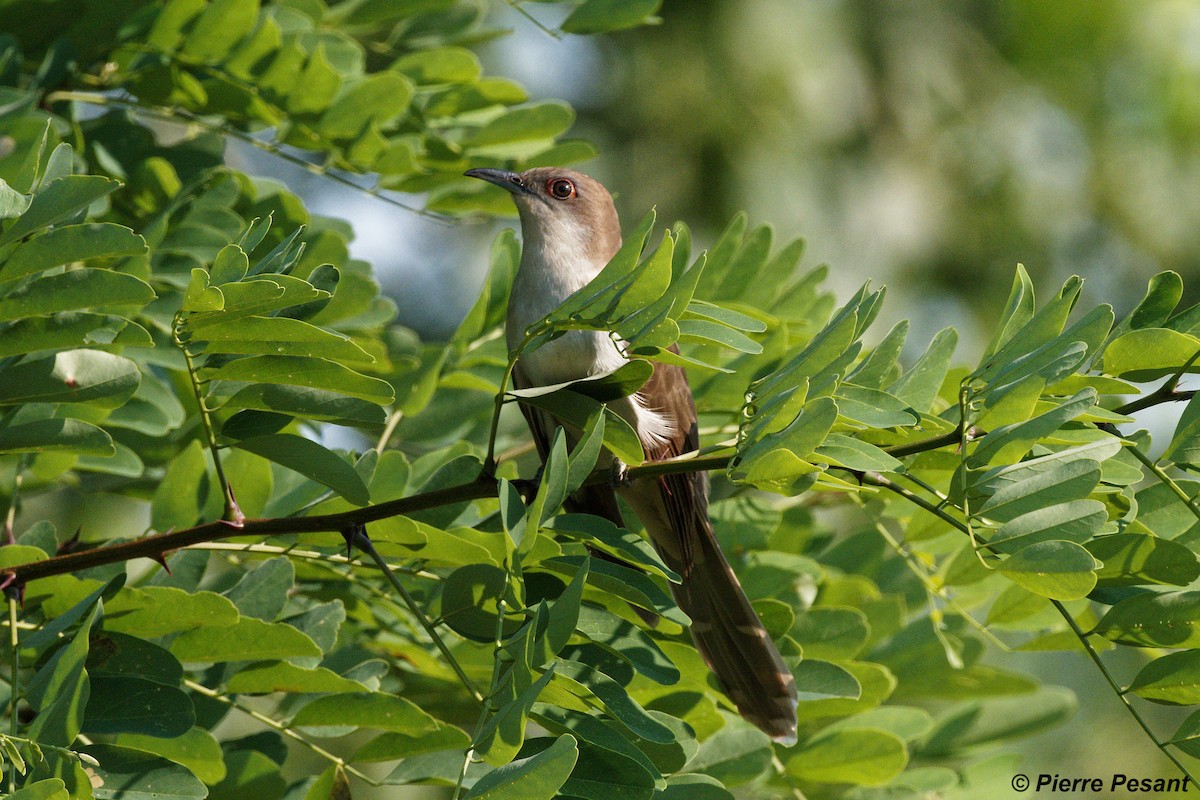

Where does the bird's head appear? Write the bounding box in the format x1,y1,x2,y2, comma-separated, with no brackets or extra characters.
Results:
464,167,621,266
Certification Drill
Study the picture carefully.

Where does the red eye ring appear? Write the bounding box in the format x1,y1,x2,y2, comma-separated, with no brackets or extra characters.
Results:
547,178,576,200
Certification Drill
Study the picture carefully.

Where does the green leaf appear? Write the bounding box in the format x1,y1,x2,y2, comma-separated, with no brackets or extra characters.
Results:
205,355,394,404
555,737,657,800
677,317,762,353
476,667,557,766
292,692,443,735
833,385,919,428
813,433,901,472
115,728,226,785
104,587,240,637
225,662,368,695
0,175,121,246
793,659,862,702
0,178,31,220
508,360,652,405
970,450,1110,523
888,327,957,412
566,408,605,493
989,500,1107,552
393,46,481,84
968,389,1097,467
0,349,140,407
6,780,68,800
980,264,1036,363
468,101,574,146
0,312,152,358
574,604,679,684
553,660,673,743
791,607,870,661
1087,533,1200,587
27,605,97,746
1164,391,1200,466
1128,650,1200,704
151,440,211,532
464,735,578,800
1095,591,1200,647
0,223,146,282
541,560,588,664
170,617,322,662
517,391,644,465
545,514,676,582
223,557,294,621
208,748,285,800
319,72,414,140
0,418,113,456
560,0,661,34
441,564,515,642
179,0,258,61
522,430,569,543
195,315,373,363
1104,328,1200,381
83,743,207,800
86,630,183,686
732,396,835,493
352,724,471,763
653,774,733,800
686,714,772,786
996,540,1100,600
233,434,370,505
222,384,386,428
1170,709,1200,758
83,676,195,737
787,728,907,786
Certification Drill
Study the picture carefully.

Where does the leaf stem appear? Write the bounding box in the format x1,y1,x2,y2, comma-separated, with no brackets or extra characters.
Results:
852,494,1009,651
1052,599,1200,787
8,376,1200,588
174,320,238,522
6,593,16,794
454,558,510,800
182,678,380,787
44,90,449,223
352,531,483,702
500,0,562,39
864,470,1198,788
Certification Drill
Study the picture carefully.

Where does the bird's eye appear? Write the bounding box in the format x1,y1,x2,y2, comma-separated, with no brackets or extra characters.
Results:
547,178,576,200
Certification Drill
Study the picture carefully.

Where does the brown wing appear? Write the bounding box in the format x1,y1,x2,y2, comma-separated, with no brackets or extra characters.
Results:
627,357,800,743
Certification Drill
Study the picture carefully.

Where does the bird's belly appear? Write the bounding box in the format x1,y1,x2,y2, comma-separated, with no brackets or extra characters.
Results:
518,328,626,385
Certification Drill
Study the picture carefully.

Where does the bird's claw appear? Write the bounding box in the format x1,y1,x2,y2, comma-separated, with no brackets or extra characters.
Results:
609,460,633,488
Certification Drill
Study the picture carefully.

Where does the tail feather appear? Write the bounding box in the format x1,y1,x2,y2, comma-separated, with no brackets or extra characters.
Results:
673,521,799,744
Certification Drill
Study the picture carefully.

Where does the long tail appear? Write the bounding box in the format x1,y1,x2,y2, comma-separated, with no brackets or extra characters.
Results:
672,514,799,743
619,477,799,743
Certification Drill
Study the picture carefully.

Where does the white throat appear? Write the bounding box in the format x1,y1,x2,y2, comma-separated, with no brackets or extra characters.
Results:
507,214,676,448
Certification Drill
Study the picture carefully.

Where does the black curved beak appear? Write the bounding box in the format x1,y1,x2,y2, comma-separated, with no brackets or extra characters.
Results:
464,168,534,196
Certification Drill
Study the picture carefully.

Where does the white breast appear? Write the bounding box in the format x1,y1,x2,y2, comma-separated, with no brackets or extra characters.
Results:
507,227,675,448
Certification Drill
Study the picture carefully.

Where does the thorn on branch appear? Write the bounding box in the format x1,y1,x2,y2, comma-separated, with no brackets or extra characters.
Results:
225,483,246,527
341,524,369,561
57,527,83,556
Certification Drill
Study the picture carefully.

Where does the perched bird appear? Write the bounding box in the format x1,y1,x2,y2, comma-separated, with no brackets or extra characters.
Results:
465,166,799,743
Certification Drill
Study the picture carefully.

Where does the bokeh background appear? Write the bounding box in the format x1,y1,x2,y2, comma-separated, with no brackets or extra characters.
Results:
238,0,1200,793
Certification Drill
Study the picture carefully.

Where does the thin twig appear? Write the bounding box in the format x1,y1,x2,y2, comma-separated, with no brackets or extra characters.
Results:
1053,600,1200,788
501,0,562,39
183,678,380,786
862,470,1198,787
6,593,17,795
44,90,450,223
353,530,483,702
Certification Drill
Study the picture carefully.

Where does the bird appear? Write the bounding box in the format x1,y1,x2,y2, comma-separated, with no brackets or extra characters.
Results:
465,166,799,744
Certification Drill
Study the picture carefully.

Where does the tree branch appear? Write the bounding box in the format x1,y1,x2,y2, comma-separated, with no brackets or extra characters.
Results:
7,375,1197,586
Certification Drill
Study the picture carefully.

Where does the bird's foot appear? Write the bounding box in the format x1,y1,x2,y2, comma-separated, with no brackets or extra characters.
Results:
609,459,633,488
